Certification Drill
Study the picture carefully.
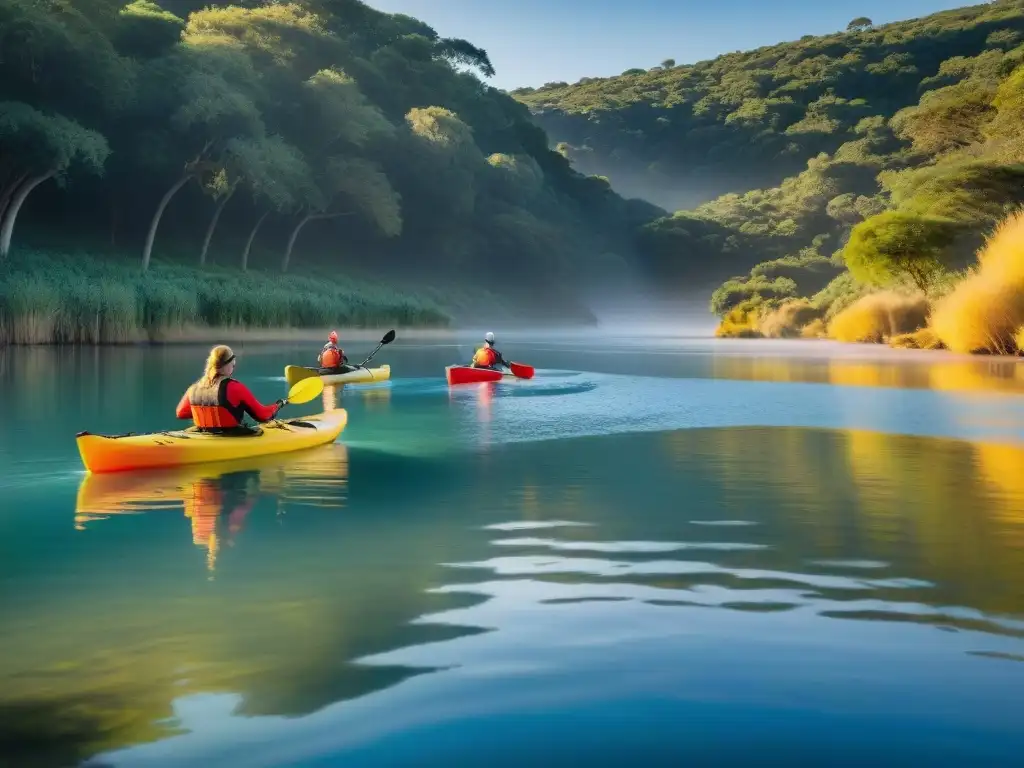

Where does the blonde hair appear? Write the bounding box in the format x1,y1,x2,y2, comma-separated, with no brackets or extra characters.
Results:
202,345,234,385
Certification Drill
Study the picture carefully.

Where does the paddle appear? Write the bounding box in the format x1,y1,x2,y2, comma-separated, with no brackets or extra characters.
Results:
355,329,396,368
281,377,324,406
508,362,535,380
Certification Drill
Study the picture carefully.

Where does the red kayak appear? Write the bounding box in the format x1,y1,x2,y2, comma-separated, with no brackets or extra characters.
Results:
446,362,535,385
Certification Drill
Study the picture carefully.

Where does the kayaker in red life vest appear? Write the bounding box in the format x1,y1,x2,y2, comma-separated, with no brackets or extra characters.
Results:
175,345,284,432
470,332,509,370
318,330,349,371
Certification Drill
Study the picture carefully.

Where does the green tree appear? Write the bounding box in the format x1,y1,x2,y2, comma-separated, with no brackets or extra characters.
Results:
846,17,873,32
843,211,960,293
0,102,109,258
281,157,400,271
402,106,482,224
115,1,185,58
302,68,393,150
889,82,996,157
710,275,798,316
136,38,264,270
983,63,1024,161
881,160,1024,224
434,37,495,78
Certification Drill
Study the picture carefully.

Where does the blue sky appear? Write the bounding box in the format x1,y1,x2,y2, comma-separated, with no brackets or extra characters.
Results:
367,0,978,90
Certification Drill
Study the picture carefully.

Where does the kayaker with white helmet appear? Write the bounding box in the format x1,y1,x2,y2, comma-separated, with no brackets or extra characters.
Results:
470,332,509,370
318,330,349,371
175,345,284,432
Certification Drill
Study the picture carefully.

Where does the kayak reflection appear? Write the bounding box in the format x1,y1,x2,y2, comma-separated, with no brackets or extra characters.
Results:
75,443,350,573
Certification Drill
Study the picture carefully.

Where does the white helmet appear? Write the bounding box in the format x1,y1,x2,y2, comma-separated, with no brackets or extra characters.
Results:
484,332,495,344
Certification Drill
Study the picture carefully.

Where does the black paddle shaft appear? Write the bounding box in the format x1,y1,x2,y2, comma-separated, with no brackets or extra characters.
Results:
357,329,396,368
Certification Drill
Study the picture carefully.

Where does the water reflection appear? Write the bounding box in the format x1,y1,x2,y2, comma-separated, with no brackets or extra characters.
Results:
9,425,1024,765
711,353,1024,394
74,444,351,574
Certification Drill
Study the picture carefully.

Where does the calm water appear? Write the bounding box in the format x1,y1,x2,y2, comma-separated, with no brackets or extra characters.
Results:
2,335,1024,767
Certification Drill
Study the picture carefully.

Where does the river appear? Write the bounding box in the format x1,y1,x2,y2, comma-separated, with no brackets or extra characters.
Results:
2,334,1024,767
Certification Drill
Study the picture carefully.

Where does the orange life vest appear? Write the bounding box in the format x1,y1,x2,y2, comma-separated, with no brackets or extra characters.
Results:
188,377,244,430
473,346,497,367
320,343,342,369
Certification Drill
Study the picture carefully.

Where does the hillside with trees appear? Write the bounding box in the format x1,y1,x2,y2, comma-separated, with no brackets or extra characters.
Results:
514,1,1024,211
514,1,1024,354
0,0,661,342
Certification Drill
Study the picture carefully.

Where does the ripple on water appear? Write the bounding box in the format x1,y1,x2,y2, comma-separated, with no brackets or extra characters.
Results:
810,559,890,570
483,521,592,531
490,537,769,553
443,554,935,591
505,381,598,398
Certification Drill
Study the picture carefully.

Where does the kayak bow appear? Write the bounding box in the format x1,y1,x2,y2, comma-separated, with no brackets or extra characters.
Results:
446,365,509,385
76,409,348,474
285,364,391,388
445,362,535,385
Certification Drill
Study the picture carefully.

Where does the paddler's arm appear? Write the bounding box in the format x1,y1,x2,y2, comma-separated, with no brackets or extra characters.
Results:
225,380,282,422
175,390,192,420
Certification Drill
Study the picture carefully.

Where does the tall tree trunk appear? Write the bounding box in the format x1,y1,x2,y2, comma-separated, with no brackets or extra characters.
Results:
0,170,56,259
0,172,30,230
199,184,236,266
110,199,119,248
282,212,315,273
141,173,192,272
241,210,269,271
282,212,349,272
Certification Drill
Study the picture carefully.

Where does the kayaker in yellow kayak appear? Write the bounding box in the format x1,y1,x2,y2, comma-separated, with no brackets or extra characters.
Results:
470,332,510,370
175,345,285,432
318,330,350,372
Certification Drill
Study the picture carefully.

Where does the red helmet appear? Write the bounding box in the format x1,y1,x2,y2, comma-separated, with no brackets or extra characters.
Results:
328,330,338,343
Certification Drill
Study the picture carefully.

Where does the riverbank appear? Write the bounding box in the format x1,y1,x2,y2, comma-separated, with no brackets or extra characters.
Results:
0,249,596,345
714,208,1024,358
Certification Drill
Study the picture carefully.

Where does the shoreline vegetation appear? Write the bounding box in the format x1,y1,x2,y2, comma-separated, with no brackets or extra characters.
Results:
0,248,452,345
0,249,599,346
714,207,1024,358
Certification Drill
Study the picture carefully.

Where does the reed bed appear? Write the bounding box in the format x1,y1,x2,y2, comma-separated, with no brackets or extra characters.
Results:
0,250,451,344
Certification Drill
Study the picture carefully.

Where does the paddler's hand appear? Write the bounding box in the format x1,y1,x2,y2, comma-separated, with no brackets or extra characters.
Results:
275,398,288,409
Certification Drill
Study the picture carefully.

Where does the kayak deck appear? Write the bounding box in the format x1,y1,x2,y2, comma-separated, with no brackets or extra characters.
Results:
445,365,515,385
76,410,348,474
285,364,390,388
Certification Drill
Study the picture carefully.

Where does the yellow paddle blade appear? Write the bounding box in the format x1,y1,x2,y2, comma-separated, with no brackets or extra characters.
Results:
287,377,324,404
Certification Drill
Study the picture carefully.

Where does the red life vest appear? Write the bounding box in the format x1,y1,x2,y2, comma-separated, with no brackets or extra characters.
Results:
473,346,497,367
187,377,245,430
320,343,343,368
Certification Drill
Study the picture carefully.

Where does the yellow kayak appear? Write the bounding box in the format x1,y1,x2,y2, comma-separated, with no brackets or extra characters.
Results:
76,410,348,474
285,364,390,388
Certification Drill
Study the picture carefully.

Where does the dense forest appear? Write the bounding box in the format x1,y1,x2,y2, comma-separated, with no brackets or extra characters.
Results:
516,1,1024,353
0,0,662,342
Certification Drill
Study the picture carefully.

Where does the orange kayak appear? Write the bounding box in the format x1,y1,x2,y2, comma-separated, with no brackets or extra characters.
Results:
76,410,348,474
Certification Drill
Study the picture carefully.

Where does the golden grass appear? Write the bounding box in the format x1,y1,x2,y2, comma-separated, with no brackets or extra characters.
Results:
800,318,827,338
889,327,943,350
1015,326,1024,355
758,299,822,338
828,291,930,344
930,209,1024,354
714,305,763,338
